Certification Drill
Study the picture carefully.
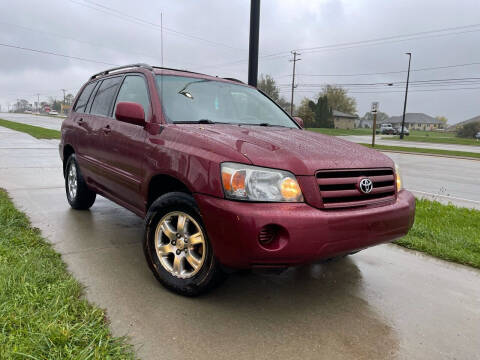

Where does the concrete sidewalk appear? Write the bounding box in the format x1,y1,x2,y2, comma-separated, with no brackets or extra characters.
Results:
1,126,479,360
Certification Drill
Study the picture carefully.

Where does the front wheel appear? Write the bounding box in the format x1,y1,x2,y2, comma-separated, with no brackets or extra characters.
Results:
143,192,225,296
65,154,96,210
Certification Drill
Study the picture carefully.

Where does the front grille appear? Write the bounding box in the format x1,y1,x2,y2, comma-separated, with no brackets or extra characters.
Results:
316,168,395,208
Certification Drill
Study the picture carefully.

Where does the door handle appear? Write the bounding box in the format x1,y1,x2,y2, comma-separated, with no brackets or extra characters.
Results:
103,125,111,134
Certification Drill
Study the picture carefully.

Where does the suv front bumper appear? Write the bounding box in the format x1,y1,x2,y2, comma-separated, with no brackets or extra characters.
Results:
195,190,415,268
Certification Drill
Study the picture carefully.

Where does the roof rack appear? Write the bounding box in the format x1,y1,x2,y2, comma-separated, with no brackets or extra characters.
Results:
151,66,210,77
223,77,244,84
90,63,153,80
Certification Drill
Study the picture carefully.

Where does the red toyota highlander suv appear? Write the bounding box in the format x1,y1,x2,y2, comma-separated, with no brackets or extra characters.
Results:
60,63,415,296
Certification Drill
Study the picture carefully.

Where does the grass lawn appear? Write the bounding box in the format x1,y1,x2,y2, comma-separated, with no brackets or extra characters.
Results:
360,143,480,159
383,130,480,146
308,128,372,136
0,118,61,139
396,199,480,269
0,189,134,359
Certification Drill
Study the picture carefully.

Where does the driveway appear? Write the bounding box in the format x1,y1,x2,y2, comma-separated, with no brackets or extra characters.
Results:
1,126,479,359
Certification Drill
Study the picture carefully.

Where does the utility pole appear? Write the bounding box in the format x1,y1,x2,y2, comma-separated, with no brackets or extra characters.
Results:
400,52,412,140
36,93,40,112
248,0,260,87
61,89,66,104
289,51,301,116
160,12,164,67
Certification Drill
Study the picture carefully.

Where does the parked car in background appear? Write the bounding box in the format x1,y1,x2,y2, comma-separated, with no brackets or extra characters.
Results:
475,131,480,139
394,126,410,136
377,123,396,135
60,64,416,296
49,110,59,115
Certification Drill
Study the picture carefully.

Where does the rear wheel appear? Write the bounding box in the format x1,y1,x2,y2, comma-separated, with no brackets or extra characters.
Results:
143,192,225,296
65,154,96,210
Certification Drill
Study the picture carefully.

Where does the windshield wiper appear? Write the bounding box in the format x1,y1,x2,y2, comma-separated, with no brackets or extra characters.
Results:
173,119,217,124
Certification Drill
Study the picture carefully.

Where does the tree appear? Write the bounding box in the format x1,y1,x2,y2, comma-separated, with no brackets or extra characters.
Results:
436,116,448,128
258,74,280,102
65,93,75,105
362,111,389,123
295,97,315,127
309,95,333,128
258,74,293,113
457,121,480,138
318,85,357,115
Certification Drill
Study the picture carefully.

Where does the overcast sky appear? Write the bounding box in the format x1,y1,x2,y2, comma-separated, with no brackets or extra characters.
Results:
1,0,479,123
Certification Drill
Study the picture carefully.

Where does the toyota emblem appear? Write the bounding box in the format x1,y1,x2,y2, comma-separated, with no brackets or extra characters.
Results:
359,178,373,194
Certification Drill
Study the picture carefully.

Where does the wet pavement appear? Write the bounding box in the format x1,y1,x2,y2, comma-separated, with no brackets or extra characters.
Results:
1,126,480,359
0,112,64,130
340,134,480,154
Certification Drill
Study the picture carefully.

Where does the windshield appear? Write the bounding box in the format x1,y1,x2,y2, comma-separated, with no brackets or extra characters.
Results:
156,75,298,128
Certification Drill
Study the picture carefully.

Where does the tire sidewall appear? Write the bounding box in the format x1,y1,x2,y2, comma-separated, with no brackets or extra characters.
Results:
144,193,218,295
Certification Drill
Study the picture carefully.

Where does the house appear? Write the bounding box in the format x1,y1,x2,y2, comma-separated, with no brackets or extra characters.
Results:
333,110,358,130
447,115,480,132
381,113,442,131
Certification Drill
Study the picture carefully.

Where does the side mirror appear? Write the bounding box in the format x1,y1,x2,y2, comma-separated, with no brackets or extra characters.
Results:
115,102,145,127
293,116,304,128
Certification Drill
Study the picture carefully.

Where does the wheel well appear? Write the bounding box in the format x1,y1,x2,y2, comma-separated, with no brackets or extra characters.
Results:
147,174,191,209
63,145,75,176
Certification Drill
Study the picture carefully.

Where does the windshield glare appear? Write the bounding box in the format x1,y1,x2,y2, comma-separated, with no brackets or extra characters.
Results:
156,75,298,128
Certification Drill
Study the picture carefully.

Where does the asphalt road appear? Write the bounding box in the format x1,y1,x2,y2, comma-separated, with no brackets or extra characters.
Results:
0,112,64,130
1,126,480,359
340,135,480,154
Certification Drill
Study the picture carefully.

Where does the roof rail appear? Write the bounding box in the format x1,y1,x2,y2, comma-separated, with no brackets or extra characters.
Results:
151,66,209,77
223,77,244,84
90,63,153,80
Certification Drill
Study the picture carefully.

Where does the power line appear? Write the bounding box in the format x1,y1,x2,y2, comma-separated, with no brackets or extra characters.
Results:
0,42,117,66
0,21,159,60
291,61,480,78
296,23,480,54
69,0,245,51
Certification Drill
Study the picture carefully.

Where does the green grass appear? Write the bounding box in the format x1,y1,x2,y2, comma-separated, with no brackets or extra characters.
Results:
360,143,480,159
396,199,480,268
0,118,61,139
384,130,480,146
308,127,373,136
0,189,135,359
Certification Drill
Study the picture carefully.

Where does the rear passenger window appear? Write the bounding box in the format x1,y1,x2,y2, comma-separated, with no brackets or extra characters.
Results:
114,76,151,119
90,77,122,117
74,82,96,113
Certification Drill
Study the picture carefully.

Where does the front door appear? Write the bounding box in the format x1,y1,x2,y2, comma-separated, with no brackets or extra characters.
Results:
101,74,151,211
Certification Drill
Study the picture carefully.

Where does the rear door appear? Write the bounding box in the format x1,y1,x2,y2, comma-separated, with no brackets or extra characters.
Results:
70,81,98,180
101,74,151,210
83,76,123,189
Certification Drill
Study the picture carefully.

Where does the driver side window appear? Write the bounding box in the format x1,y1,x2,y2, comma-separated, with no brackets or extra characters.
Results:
114,75,151,120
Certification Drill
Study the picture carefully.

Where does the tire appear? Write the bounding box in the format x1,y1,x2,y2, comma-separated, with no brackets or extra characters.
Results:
65,154,96,210
143,192,225,296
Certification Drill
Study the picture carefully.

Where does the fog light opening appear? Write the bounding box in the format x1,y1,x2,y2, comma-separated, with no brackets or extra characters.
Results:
258,224,288,251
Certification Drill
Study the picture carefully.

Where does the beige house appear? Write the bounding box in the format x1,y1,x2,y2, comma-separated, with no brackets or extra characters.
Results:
333,110,358,130
382,113,443,131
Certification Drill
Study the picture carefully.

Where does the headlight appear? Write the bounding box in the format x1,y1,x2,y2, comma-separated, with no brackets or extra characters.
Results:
221,162,304,202
394,163,403,190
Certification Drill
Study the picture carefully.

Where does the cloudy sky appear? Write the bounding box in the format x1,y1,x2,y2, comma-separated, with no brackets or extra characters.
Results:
1,0,479,124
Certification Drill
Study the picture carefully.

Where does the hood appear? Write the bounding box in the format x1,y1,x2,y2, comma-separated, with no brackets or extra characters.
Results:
176,124,394,175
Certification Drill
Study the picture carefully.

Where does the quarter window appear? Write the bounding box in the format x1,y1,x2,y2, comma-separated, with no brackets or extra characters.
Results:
90,77,123,117
74,82,96,113
114,76,150,119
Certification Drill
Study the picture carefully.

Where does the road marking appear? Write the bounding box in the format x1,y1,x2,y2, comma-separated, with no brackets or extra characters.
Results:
411,190,480,205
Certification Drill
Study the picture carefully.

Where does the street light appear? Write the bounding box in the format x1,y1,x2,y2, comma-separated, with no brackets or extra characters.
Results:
400,52,412,140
